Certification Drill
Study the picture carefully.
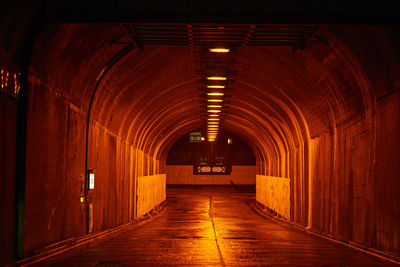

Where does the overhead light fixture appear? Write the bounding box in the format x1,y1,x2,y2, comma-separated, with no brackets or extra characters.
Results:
208,122,219,125
209,114,219,117
208,118,220,121
207,92,224,96
207,105,222,108
201,137,205,141
207,110,221,113
209,48,230,53
207,85,225,89
207,99,223,102
207,76,227,81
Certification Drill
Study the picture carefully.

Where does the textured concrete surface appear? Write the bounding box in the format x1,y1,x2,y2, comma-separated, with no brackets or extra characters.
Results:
256,175,290,219
137,174,166,217
53,187,396,266
167,165,256,185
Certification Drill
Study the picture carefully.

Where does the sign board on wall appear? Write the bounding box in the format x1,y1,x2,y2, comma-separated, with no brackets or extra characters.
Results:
189,131,202,143
89,173,95,189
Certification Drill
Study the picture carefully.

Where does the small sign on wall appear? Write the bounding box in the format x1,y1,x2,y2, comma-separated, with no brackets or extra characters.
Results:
88,170,95,189
189,131,202,143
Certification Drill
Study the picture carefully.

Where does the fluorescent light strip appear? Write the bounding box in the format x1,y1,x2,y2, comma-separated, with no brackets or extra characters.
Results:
207,76,227,81
207,99,223,102
207,85,225,89
207,110,221,113
208,118,220,121
207,105,222,108
207,92,224,96
209,48,230,53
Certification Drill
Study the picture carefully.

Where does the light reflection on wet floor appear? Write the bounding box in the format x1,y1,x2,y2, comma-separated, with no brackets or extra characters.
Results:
53,186,397,266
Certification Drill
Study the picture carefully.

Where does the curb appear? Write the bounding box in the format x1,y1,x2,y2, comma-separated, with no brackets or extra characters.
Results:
8,201,167,267
250,201,400,266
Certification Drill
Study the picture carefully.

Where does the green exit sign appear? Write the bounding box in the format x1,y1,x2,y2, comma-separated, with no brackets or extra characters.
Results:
189,131,202,143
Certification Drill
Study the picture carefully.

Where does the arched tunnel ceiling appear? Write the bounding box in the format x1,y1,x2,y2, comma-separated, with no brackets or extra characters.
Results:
30,23,400,164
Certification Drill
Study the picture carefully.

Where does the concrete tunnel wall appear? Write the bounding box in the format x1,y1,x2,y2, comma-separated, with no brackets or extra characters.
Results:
1,20,400,264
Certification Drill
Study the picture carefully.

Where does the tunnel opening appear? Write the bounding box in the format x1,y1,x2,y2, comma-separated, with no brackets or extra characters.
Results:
1,5,400,264
166,130,256,186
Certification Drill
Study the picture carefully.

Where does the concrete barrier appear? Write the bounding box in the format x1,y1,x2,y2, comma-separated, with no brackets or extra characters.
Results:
256,175,290,220
137,174,166,218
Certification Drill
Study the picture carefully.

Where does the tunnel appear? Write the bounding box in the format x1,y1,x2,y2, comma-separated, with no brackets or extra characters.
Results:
1,2,400,266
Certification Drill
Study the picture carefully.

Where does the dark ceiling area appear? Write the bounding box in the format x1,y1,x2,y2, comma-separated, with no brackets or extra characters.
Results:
42,1,400,24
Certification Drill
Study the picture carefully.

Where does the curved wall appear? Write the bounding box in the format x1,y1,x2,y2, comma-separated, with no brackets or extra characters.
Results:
0,22,399,260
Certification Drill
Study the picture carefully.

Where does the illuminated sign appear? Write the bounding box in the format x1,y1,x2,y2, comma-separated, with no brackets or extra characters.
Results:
212,167,226,173
0,64,20,99
190,131,202,143
89,173,95,189
198,166,211,172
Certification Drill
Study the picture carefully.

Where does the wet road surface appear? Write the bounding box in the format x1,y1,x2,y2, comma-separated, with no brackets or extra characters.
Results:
54,186,397,266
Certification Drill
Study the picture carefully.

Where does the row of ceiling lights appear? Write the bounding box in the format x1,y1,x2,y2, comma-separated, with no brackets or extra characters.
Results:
206,47,230,141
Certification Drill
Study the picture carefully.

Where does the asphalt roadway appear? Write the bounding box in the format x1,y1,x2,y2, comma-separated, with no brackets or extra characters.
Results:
53,186,397,266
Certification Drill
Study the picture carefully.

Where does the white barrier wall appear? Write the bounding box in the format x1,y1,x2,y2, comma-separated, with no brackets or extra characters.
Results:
137,174,166,218
256,175,291,220
166,165,256,184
